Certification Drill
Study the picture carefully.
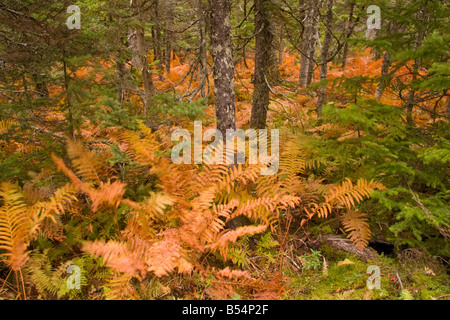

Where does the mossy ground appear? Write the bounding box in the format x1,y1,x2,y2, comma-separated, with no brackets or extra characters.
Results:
282,245,449,300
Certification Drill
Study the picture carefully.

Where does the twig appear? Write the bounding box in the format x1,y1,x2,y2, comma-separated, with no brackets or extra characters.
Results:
264,75,305,131
396,272,404,291
31,126,66,139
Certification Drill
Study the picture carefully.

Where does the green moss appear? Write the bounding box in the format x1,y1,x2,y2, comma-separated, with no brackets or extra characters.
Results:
318,245,348,261
419,289,441,300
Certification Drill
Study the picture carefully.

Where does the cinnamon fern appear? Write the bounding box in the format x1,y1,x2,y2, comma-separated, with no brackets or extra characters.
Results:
314,178,386,218
0,183,31,271
339,210,372,251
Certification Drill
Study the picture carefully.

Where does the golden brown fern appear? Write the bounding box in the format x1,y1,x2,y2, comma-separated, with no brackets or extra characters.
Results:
82,240,147,276
200,266,261,300
256,133,305,198
103,273,141,300
0,119,18,135
314,178,386,218
0,183,31,271
30,183,78,234
56,128,301,285
208,225,268,259
52,154,125,212
339,210,372,251
66,140,106,184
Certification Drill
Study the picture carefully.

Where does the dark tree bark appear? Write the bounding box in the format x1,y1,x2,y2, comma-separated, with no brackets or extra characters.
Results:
317,0,334,116
210,0,236,136
152,0,164,80
375,51,391,99
164,33,172,75
32,73,49,98
406,9,426,125
341,1,356,70
198,0,208,98
130,0,155,115
250,0,275,129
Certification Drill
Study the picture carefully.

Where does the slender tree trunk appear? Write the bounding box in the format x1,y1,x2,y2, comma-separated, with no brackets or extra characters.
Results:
250,0,275,129
62,52,74,138
210,0,236,136
406,9,426,125
136,28,155,109
165,35,172,74
32,73,49,98
164,13,173,75
198,0,208,98
153,0,164,80
279,23,284,66
130,0,155,115
341,1,355,69
299,1,319,88
270,15,281,82
115,52,126,104
375,51,391,99
306,28,318,86
317,0,334,116
241,0,250,69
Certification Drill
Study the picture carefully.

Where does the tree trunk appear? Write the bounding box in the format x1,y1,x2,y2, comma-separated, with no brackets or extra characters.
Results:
341,1,356,69
278,23,284,66
130,0,155,115
165,34,172,75
210,0,236,136
153,0,164,80
317,0,334,116
198,0,208,98
299,1,319,88
375,51,391,99
406,9,426,125
32,73,49,98
250,0,275,129
62,52,74,139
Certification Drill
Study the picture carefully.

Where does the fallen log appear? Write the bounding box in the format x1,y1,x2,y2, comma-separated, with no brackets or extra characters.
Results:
320,234,378,261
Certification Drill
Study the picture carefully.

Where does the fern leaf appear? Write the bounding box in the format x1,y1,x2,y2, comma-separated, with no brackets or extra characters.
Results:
104,273,140,300
0,119,18,135
66,140,106,184
316,178,385,218
339,210,371,251
209,225,267,259
82,240,147,276
52,154,125,212
0,183,31,271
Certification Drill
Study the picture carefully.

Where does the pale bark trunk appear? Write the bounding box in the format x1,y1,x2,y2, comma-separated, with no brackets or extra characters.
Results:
210,0,236,136
299,1,319,88
130,0,155,115
198,0,207,98
317,0,334,116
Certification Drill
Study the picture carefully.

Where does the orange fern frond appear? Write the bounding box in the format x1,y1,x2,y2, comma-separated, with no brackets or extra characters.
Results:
339,210,372,251
232,195,301,226
66,140,106,184
209,225,267,259
82,240,147,276
144,234,193,277
0,183,31,271
52,154,125,212
104,273,141,300
315,178,386,218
